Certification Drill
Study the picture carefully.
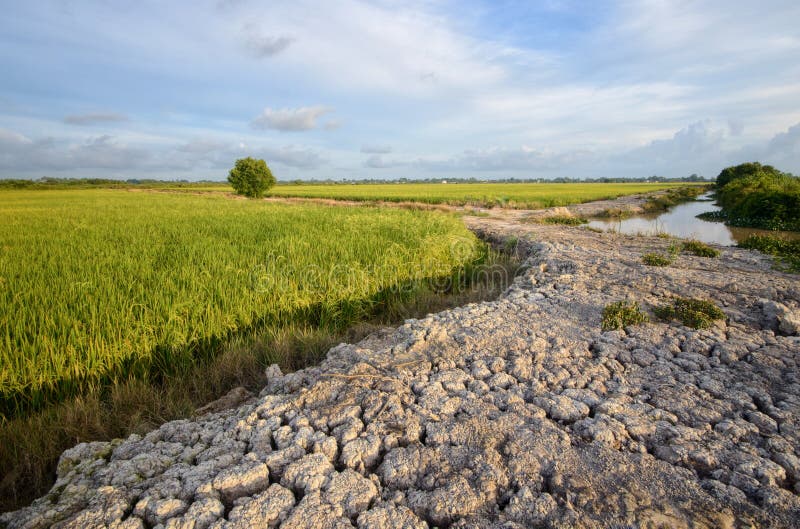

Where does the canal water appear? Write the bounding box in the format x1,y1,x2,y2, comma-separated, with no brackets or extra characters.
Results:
587,193,799,246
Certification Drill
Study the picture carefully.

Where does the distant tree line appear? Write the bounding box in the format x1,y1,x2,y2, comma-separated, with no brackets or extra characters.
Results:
279,174,712,185
0,177,222,189
1,173,712,189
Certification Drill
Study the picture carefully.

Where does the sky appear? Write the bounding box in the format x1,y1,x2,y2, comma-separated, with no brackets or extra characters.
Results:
1,0,799,181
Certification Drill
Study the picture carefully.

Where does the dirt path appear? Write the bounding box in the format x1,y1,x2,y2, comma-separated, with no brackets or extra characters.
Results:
4,196,800,528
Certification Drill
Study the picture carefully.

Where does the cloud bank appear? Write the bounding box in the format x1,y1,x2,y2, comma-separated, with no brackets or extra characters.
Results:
0,0,798,179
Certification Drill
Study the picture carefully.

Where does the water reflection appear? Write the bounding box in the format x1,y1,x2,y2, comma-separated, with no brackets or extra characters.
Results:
587,193,799,246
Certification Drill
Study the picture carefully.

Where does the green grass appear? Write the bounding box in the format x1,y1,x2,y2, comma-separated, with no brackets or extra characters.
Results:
268,182,691,209
0,189,486,417
653,297,726,329
642,252,674,266
601,300,649,331
738,234,800,272
682,240,720,258
540,215,588,225
1,248,521,513
641,185,708,212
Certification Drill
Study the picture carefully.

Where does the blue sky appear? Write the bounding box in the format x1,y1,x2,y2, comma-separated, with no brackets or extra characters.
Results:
1,0,799,181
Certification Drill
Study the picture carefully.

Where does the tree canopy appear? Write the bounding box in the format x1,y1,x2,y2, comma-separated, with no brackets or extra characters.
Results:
228,157,276,198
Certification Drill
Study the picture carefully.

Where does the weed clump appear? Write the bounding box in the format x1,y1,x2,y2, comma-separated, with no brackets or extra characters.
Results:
642,252,674,266
504,236,519,253
541,215,588,226
642,186,707,213
682,240,720,258
597,207,634,219
653,297,725,329
738,235,800,272
602,300,648,331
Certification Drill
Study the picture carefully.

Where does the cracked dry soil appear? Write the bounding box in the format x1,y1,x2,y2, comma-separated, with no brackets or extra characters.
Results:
3,211,800,529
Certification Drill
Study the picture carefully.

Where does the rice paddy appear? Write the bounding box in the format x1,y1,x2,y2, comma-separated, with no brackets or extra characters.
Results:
269,182,689,208
0,189,484,417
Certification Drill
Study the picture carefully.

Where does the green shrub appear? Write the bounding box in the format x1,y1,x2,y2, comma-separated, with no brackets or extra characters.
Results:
602,301,648,331
716,162,781,187
228,157,276,198
541,215,588,225
642,252,674,266
713,163,800,231
682,240,720,258
653,297,725,329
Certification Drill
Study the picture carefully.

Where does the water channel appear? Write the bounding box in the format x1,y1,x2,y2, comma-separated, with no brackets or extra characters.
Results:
587,193,799,246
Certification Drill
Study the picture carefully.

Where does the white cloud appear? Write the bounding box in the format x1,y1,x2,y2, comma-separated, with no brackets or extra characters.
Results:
2,1,800,180
406,120,800,178
250,106,332,132
0,133,147,171
0,128,33,146
0,126,327,176
222,0,513,96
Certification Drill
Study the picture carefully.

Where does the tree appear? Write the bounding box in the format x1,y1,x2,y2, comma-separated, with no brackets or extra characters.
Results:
716,162,780,187
228,157,276,198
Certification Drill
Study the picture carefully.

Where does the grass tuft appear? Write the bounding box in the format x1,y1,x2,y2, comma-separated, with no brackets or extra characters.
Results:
682,240,720,258
653,297,725,329
540,215,588,226
596,207,634,219
642,252,674,266
601,300,649,331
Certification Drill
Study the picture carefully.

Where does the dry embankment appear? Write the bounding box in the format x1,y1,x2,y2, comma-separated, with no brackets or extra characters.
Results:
3,212,800,528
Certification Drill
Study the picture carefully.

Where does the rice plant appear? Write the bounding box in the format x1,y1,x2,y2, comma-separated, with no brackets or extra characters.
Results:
0,189,485,416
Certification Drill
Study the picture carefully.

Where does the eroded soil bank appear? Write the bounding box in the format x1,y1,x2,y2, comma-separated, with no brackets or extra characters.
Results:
3,201,800,529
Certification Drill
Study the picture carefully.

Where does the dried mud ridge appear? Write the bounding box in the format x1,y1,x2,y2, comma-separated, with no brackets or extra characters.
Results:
4,215,800,529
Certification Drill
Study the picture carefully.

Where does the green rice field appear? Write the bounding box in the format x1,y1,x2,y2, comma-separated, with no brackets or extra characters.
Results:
269,182,689,208
0,189,482,416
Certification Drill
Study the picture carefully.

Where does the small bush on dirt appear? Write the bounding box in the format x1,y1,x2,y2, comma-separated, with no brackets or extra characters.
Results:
602,300,649,331
541,215,588,226
642,252,674,266
653,297,725,329
682,240,720,258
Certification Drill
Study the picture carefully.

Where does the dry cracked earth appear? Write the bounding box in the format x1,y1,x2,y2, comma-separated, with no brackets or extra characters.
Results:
3,205,800,529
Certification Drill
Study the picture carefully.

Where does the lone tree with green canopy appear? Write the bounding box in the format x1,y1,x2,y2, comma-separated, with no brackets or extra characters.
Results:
228,157,276,198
